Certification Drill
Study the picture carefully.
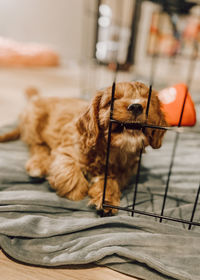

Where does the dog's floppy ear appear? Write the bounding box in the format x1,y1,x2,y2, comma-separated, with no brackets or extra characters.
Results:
145,92,168,149
145,124,166,149
76,91,102,149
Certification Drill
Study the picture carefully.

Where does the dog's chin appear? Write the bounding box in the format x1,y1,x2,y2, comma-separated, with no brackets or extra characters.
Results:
111,130,145,154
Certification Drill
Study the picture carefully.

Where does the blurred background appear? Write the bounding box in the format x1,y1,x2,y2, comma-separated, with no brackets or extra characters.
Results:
0,0,199,125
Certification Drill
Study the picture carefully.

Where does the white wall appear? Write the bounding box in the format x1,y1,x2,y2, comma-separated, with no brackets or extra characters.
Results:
0,0,96,63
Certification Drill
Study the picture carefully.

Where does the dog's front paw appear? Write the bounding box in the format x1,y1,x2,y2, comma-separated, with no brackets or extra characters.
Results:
88,178,120,215
26,158,47,178
88,195,119,215
97,209,114,217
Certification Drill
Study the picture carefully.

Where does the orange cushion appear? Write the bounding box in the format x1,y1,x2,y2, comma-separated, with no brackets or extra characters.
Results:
0,37,59,67
158,83,196,126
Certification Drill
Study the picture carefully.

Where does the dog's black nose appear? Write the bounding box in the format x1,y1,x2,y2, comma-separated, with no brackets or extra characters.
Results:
127,103,143,116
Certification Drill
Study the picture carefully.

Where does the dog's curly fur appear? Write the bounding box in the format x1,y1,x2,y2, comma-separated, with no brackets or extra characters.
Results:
0,82,167,213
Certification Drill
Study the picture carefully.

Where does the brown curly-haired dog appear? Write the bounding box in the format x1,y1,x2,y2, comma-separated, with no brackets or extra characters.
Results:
0,82,167,213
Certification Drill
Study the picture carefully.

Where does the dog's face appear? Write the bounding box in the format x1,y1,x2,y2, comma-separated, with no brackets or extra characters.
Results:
77,82,167,153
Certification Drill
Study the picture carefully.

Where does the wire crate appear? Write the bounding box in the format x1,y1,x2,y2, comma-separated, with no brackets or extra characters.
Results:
101,1,200,230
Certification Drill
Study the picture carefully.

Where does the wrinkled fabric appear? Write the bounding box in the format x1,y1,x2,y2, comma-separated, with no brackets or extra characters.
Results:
0,124,200,280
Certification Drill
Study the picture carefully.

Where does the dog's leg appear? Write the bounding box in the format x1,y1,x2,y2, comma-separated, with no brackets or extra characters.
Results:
48,149,88,200
26,144,50,177
88,177,121,214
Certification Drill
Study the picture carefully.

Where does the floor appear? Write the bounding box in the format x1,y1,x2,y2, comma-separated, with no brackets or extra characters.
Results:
0,250,136,280
0,65,139,280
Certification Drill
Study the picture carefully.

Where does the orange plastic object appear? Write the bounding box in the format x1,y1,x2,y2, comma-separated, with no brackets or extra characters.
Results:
158,83,196,126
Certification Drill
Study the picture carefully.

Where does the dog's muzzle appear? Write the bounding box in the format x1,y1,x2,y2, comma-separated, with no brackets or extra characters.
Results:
127,103,143,116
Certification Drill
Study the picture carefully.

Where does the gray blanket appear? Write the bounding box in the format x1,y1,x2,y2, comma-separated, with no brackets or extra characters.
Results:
0,124,200,280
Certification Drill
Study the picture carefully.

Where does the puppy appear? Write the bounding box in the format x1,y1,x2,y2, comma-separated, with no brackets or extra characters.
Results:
0,82,167,213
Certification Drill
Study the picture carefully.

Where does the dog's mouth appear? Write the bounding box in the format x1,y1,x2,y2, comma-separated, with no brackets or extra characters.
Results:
111,120,144,134
111,122,124,134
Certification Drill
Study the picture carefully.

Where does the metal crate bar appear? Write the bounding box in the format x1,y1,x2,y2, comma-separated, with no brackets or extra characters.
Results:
102,203,200,227
188,183,200,230
159,85,188,222
131,85,153,216
131,147,143,217
102,81,116,206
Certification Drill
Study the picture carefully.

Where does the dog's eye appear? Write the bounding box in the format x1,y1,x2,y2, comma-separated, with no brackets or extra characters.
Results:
105,99,116,107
